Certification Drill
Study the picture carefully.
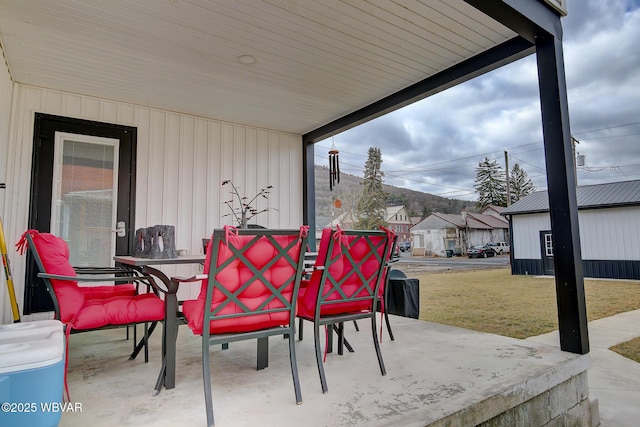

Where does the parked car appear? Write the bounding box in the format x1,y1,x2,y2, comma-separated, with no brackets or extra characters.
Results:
393,245,401,259
467,244,496,258
487,241,510,255
399,241,411,252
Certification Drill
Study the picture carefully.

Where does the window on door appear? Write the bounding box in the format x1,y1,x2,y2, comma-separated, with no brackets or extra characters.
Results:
544,233,554,257
50,132,120,267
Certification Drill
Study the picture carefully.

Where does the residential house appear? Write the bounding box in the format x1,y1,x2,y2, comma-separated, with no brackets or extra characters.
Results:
322,205,411,246
411,211,508,257
481,205,506,219
386,206,412,247
501,180,640,280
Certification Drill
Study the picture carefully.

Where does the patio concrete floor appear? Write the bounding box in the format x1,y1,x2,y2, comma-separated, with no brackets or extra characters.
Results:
58,315,589,427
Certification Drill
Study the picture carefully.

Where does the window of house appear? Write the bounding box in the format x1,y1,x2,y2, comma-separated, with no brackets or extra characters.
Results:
545,234,553,256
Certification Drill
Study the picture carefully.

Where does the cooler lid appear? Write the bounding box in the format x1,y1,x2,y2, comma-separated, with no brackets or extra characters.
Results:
0,320,63,344
0,328,64,374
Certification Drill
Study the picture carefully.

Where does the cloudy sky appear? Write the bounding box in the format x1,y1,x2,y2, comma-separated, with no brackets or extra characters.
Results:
314,0,640,201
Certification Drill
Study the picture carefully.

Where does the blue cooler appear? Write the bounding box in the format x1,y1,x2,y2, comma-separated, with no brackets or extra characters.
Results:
0,320,65,427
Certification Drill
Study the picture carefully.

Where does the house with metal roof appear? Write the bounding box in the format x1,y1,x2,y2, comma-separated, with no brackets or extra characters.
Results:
411,211,509,257
501,180,640,279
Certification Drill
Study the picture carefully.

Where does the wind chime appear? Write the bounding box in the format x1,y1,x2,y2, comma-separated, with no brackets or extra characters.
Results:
328,137,340,191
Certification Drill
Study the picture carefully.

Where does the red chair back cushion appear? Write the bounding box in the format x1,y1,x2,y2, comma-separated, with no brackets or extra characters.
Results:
30,233,84,323
184,233,302,335
297,232,388,318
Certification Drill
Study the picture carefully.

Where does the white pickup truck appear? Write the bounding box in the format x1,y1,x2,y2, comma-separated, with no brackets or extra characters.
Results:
487,241,510,255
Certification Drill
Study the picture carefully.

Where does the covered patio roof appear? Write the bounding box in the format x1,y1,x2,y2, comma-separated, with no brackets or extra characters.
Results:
0,0,562,137
0,0,587,355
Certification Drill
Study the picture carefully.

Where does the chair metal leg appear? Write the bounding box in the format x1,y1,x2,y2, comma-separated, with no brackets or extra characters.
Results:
202,338,215,427
352,320,359,331
370,316,386,376
130,321,158,360
144,322,149,363
384,311,394,341
153,357,166,396
313,322,329,393
288,332,303,404
298,318,304,341
337,322,344,355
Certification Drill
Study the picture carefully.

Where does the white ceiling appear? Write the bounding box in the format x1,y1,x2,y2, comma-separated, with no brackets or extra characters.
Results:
0,0,517,135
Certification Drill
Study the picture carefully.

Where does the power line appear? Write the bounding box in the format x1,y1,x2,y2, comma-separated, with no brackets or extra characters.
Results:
508,154,545,171
572,121,640,137
575,131,640,141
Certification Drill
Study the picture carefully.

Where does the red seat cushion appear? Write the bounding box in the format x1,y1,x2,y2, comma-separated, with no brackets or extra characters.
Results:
80,285,137,300
72,293,165,330
183,234,301,336
297,232,387,319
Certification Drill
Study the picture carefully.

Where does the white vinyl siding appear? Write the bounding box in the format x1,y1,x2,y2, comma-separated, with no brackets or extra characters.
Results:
511,206,640,262
0,56,15,323
512,213,551,259
579,207,640,261
1,83,304,320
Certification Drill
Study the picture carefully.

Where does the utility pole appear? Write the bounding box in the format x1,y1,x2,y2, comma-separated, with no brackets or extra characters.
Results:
571,136,580,186
504,151,511,206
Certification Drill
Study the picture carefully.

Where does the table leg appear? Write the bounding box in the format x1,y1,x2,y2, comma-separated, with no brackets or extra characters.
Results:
141,266,179,392
164,289,179,389
257,337,268,370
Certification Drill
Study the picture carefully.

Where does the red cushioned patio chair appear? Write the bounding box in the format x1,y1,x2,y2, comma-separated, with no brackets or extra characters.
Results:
17,230,165,364
297,227,394,393
179,227,309,427
299,228,398,346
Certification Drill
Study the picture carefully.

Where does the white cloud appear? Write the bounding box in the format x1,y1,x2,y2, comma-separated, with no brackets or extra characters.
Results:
316,0,640,200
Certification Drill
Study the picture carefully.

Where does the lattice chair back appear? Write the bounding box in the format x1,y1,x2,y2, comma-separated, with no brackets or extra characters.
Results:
298,228,393,319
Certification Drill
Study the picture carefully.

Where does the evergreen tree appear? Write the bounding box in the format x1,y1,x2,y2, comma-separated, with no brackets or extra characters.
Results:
474,157,507,208
354,147,389,229
421,205,431,220
509,163,535,203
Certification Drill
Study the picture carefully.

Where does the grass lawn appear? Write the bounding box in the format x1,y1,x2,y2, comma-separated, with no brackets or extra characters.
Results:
409,267,640,340
610,337,640,363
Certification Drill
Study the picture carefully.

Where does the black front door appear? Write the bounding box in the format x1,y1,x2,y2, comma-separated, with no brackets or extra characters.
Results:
24,113,137,314
540,230,554,275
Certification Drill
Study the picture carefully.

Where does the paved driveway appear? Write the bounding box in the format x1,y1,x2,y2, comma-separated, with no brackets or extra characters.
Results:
394,253,510,274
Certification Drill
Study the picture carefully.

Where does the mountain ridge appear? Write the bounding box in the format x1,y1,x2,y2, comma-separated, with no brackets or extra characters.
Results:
314,165,476,226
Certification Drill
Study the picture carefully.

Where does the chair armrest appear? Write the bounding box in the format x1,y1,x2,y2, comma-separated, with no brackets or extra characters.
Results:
37,272,138,282
73,266,134,275
166,274,208,295
386,258,400,267
170,274,208,283
37,272,165,295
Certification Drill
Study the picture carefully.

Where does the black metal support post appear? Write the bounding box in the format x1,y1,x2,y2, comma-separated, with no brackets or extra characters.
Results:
536,33,589,355
303,139,316,250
